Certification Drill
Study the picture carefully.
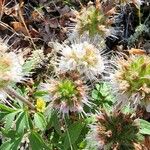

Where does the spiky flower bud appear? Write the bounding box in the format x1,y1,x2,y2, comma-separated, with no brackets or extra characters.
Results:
112,55,150,111
56,41,105,80
87,111,143,150
40,72,90,115
75,5,111,37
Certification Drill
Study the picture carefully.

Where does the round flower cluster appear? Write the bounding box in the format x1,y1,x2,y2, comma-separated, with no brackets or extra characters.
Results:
111,55,150,111
87,111,143,150
0,52,23,88
40,72,90,115
56,41,105,80
75,5,110,37
0,40,24,101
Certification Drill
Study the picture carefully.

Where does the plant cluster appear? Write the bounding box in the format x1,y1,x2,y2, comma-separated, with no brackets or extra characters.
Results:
86,111,144,150
0,0,150,150
39,71,90,115
75,4,110,37
112,55,150,111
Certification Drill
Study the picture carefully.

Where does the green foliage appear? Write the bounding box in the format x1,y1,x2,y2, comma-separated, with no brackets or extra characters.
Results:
0,104,24,132
0,103,15,113
139,119,150,135
0,104,49,150
16,110,31,134
23,50,44,74
29,131,50,150
128,24,149,46
0,131,23,150
4,110,21,131
91,82,115,111
62,120,85,150
34,112,47,131
45,110,89,149
34,90,49,97
47,110,62,135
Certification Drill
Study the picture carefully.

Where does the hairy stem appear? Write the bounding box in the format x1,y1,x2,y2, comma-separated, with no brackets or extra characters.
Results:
5,86,35,110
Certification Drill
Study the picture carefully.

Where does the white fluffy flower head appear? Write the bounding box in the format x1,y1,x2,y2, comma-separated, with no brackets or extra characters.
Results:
0,44,24,88
57,41,105,80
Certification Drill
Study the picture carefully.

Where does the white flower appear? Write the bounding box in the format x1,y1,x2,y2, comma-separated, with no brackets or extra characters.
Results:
0,52,24,87
56,40,105,80
0,39,24,90
0,39,24,103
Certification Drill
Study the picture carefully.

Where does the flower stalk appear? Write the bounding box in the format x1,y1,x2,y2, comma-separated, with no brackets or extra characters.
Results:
5,86,35,110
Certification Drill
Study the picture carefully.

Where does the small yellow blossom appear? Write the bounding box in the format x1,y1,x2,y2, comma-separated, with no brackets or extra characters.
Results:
35,98,46,112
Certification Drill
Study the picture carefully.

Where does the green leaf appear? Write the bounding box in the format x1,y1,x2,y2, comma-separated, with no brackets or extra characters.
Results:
29,131,50,150
16,111,30,134
23,59,36,73
85,115,96,124
0,140,13,150
91,82,115,110
0,134,23,150
0,103,15,113
139,119,150,135
23,50,44,74
10,135,23,150
52,111,62,135
48,111,62,135
91,89,99,99
2,130,17,139
34,91,49,97
0,112,9,120
34,113,47,131
4,110,21,130
63,121,85,150
95,84,101,91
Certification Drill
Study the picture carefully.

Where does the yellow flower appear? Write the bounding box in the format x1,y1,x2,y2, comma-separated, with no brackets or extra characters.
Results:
35,98,46,112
